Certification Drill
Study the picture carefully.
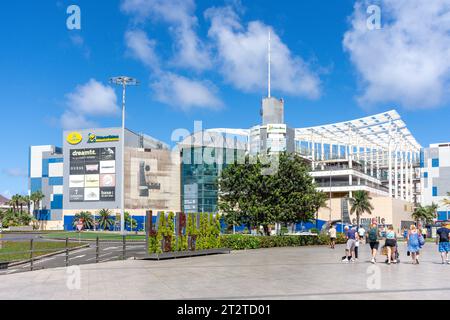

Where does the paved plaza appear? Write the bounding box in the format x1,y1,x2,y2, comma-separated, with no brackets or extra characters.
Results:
1,243,450,300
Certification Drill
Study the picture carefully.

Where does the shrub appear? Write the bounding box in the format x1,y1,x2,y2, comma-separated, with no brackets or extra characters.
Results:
219,233,347,250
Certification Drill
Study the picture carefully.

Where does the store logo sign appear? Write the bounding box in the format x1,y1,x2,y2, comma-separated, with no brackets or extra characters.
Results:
88,133,119,144
67,132,83,145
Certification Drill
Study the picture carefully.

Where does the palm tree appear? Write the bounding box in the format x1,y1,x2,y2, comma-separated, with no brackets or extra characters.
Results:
30,191,45,215
412,204,437,225
73,211,94,230
22,195,31,214
349,190,374,228
97,209,114,231
10,194,21,213
441,193,450,218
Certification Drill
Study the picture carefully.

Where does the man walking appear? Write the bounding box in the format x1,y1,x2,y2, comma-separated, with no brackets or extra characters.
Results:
436,222,450,264
342,225,359,263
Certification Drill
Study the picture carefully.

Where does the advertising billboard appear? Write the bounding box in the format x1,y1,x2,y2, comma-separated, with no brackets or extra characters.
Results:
68,147,116,203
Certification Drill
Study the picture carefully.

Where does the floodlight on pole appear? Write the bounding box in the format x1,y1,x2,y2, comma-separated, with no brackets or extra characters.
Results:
110,76,139,235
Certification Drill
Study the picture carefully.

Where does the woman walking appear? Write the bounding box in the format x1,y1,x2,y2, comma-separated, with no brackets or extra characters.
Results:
368,223,379,264
385,226,397,265
407,225,421,265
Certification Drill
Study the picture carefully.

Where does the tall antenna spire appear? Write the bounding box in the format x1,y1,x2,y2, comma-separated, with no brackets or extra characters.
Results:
268,30,271,98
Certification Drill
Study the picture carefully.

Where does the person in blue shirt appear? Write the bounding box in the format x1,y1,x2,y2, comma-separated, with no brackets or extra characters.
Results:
342,225,360,263
436,222,450,264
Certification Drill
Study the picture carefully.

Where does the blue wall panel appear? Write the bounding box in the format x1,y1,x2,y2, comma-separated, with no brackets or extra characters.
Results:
49,177,63,186
51,194,63,210
42,159,49,178
30,178,42,193
432,158,440,168
438,212,448,221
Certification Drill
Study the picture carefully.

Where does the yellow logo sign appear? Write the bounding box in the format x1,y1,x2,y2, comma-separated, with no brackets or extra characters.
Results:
67,132,83,145
87,133,119,143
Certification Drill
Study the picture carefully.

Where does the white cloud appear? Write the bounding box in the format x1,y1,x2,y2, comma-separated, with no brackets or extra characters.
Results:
3,168,27,178
205,6,321,99
125,30,160,70
60,111,97,130
124,27,222,111
121,0,212,71
343,0,450,109
61,79,118,129
151,73,223,111
66,79,119,116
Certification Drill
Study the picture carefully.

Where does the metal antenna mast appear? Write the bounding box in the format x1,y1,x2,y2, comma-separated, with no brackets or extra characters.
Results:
110,76,139,235
268,30,271,98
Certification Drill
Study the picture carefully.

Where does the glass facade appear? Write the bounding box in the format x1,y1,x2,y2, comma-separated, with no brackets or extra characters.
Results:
181,146,245,213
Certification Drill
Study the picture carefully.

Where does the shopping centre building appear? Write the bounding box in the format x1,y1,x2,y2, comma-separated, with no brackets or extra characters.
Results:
421,142,450,221
29,92,447,232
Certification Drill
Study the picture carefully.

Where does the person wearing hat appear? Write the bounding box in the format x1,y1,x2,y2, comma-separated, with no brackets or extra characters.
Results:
436,221,450,264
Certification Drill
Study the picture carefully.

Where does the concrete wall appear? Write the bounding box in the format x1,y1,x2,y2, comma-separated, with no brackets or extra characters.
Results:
318,196,414,233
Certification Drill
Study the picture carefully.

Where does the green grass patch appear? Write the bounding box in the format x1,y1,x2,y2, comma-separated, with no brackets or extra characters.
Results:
0,241,82,263
42,231,146,241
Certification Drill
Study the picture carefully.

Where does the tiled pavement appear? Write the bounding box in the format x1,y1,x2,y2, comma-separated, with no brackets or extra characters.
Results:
1,242,450,300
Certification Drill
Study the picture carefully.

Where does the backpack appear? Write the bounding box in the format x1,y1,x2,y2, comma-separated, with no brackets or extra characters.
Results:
368,228,378,242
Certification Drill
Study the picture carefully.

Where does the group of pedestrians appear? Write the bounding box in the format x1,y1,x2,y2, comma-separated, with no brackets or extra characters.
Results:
328,221,450,265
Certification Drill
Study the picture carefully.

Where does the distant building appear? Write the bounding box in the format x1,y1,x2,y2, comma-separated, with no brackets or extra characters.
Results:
29,145,64,230
421,142,450,221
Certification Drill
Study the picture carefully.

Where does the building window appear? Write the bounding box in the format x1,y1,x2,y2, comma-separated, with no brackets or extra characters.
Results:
423,172,428,178
432,158,440,168
432,186,438,197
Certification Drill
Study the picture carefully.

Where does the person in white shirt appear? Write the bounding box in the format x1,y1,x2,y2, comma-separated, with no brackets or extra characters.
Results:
358,226,366,243
328,225,337,249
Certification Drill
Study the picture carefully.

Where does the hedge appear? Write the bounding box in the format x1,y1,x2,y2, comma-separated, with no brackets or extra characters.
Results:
219,233,347,251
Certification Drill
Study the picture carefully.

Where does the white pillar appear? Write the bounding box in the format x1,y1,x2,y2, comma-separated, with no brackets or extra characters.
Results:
400,146,405,200
370,145,374,177
364,145,368,174
394,147,399,199
388,143,393,198
321,139,325,161
409,151,414,203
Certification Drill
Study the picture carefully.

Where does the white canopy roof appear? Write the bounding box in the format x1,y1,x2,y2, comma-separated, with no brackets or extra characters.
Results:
207,110,421,152
295,110,421,152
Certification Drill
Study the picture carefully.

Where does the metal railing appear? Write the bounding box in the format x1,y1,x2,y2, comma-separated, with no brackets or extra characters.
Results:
315,180,389,192
0,236,146,273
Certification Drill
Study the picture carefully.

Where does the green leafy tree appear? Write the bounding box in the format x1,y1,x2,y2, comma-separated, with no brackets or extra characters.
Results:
30,191,45,214
349,190,374,228
412,204,437,225
73,211,94,230
219,153,327,235
22,195,31,214
10,194,22,214
97,209,114,230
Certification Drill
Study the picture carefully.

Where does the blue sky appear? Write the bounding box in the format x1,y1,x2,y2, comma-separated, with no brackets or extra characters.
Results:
0,0,449,197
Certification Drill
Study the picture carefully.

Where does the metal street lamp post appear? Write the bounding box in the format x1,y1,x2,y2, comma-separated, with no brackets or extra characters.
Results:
110,76,139,235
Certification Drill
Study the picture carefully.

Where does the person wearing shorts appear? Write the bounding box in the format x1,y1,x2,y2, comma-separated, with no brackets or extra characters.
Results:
436,222,450,264
328,225,337,249
343,226,359,263
384,226,397,265
367,223,379,264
